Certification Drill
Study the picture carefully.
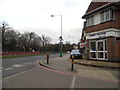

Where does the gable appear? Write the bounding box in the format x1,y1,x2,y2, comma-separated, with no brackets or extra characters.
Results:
86,2,109,13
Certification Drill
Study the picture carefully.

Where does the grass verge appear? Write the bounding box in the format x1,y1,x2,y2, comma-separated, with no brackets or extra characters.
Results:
1,52,59,59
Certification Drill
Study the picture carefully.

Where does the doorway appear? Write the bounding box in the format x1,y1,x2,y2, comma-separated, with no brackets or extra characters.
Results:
90,39,108,60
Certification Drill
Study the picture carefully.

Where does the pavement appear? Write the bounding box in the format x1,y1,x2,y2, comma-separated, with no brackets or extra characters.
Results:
69,56,120,69
39,54,119,82
40,53,120,69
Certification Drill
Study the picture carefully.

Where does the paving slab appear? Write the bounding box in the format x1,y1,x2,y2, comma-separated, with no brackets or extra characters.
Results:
39,54,119,82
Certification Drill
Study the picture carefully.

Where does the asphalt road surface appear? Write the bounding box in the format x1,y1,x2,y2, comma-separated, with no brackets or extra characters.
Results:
2,54,59,78
2,65,118,88
2,54,119,89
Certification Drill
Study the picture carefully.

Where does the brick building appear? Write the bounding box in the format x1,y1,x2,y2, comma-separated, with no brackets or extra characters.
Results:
81,2,120,61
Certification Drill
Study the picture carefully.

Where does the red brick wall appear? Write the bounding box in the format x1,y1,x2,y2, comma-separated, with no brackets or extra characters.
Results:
115,40,120,61
107,37,115,61
114,9,120,29
107,37,120,61
86,21,114,33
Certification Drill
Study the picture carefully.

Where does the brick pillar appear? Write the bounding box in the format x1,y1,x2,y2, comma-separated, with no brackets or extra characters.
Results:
115,39,120,61
86,39,90,59
107,37,116,61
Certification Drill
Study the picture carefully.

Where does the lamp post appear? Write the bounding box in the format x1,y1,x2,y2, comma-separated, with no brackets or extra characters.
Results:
51,15,63,57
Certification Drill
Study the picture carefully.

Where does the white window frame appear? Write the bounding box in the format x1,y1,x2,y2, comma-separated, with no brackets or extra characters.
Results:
101,9,113,22
96,40,105,60
89,39,108,60
90,41,96,59
86,16,94,27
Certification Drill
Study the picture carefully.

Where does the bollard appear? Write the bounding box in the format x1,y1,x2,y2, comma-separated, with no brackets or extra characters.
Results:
71,55,74,70
46,53,49,64
60,51,62,57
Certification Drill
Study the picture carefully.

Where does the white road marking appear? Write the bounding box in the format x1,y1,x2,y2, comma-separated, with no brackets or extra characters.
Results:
12,64,25,68
3,67,37,80
11,62,33,69
4,62,34,71
5,68,13,71
70,76,76,90
23,62,33,65
3,62,36,79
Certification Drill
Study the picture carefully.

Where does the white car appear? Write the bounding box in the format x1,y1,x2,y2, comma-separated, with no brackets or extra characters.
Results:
70,49,82,59
67,51,70,54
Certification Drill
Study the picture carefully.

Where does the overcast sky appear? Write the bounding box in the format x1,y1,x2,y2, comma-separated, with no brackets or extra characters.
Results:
0,0,92,44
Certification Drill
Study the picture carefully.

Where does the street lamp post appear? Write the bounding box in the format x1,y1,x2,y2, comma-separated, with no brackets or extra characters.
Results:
51,15,63,57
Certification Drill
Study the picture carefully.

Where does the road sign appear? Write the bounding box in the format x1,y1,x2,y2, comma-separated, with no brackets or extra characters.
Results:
80,43,86,48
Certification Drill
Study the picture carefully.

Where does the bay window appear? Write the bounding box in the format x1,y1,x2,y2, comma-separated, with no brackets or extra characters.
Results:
86,16,94,27
101,9,114,22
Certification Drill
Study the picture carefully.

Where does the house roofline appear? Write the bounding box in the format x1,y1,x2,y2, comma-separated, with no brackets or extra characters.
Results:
82,2,120,19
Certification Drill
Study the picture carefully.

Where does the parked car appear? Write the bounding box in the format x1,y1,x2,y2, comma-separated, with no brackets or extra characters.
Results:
67,51,70,54
70,49,82,59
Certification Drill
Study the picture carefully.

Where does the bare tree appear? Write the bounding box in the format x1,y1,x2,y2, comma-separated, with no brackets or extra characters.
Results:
0,21,17,51
17,32,42,51
1,21,9,37
1,21,9,50
65,41,71,45
3,29,20,51
0,21,53,52
41,35,51,51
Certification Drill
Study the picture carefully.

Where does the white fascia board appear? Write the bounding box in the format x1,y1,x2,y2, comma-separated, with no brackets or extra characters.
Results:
85,28,120,39
86,28,119,36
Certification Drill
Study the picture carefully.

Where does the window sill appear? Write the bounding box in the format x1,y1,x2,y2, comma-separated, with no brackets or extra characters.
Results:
100,19,115,24
85,19,115,28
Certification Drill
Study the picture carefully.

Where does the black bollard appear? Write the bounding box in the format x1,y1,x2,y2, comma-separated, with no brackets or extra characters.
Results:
71,56,74,70
46,53,49,64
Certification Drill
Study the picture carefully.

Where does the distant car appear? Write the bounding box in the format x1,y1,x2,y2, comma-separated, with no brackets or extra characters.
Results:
70,49,82,59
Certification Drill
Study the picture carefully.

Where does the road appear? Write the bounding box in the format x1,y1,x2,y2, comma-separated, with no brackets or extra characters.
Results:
2,54,119,88
3,64,118,88
2,54,59,78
